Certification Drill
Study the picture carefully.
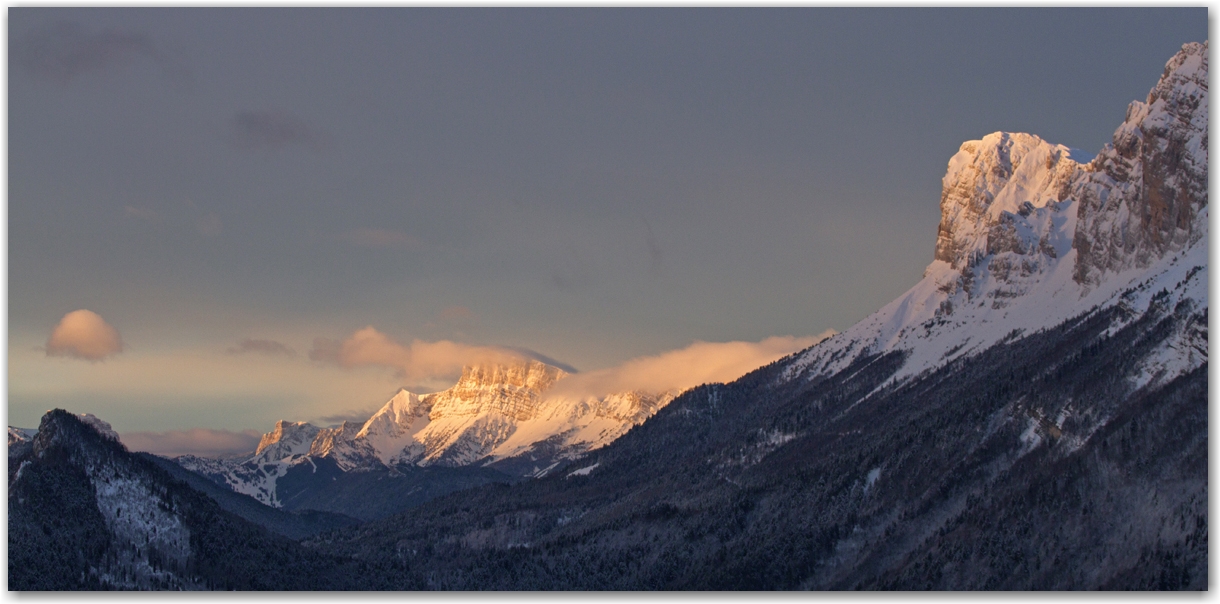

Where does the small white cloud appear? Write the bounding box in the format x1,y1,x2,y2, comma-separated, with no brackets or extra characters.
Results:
45,309,124,361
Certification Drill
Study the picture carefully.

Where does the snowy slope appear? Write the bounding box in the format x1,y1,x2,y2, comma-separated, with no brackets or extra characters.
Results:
485,390,677,476
784,41,1208,391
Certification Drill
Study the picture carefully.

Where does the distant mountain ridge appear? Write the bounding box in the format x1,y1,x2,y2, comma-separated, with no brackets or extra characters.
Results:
176,357,676,512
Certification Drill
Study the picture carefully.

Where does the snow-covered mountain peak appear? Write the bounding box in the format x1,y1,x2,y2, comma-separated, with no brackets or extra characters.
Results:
784,41,1208,389
1149,41,1207,109
357,388,429,436
254,420,320,462
338,388,428,468
933,131,1084,274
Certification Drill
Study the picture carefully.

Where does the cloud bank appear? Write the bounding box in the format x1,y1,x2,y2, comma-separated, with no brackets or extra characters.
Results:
120,428,262,458
309,327,532,385
45,309,124,361
548,332,835,400
310,326,831,399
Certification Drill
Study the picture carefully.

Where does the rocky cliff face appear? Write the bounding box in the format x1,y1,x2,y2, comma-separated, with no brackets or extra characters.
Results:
933,132,1086,273
931,41,1208,298
429,361,565,421
1073,40,1208,288
255,420,321,462
308,421,373,468
410,359,569,466
930,131,1086,309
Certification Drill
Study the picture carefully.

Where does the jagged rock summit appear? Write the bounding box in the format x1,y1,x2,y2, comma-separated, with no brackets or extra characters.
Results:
1073,41,1208,287
786,41,1208,387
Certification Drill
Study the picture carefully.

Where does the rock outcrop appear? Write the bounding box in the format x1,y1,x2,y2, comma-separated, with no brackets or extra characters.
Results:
1072,40,1208,288
254,420,321,462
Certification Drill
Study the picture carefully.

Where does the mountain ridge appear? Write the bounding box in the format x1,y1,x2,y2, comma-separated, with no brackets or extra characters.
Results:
174,356,679,512
8,410,382,589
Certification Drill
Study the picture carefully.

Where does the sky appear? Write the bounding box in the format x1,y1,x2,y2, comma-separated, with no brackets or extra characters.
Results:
7,8,1208,450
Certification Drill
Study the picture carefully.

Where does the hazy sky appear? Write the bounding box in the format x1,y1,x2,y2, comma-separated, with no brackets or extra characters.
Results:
8,8,1208,440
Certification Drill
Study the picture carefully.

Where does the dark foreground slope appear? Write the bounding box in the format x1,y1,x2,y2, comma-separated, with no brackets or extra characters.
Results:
275,461,516,522
178,449,515,522
308,293,1206,589
141,453,362,540
9,410,390,590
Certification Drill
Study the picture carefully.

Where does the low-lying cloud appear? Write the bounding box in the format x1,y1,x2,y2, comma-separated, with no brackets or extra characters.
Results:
548,332,835,400
228,109,325,151
226,338,295,356
45,309,124,361
309,327,532,385
310,326,832,399
120,428,262,458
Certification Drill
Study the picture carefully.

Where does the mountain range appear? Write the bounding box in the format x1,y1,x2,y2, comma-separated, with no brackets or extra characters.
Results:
8,41,1208,590
171,358,677,519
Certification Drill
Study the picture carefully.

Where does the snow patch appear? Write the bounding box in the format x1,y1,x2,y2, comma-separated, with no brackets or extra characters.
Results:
566,462,599,478
78,413,120,442
865,467,881,492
